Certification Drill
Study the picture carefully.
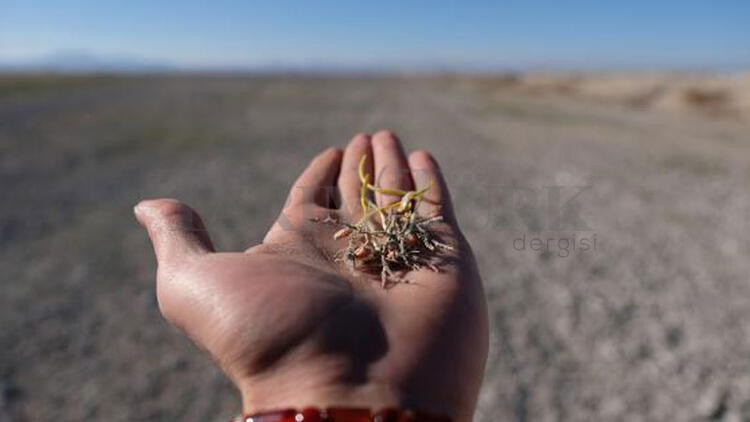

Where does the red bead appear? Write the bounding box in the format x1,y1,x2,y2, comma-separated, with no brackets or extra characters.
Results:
245,408,297,422
242,408,452,422
298,407,323,422
325,407,371,421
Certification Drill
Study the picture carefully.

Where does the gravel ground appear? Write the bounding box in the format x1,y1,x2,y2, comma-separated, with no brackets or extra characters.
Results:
2,75,750,421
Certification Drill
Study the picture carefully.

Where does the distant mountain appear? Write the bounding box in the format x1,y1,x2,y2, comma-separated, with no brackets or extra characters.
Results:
0,51,175,73
3,51,747,74
0,52,448,74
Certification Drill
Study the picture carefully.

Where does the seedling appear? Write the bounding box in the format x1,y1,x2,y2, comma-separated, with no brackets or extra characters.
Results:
315,155,453,287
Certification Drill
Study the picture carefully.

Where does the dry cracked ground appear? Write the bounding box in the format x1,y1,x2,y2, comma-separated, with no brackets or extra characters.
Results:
2,75,750,421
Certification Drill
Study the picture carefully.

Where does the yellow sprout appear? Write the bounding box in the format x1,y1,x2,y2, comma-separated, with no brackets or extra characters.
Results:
356,154,432,228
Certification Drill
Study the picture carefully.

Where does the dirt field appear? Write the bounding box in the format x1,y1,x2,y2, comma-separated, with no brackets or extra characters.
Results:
2,74,750,421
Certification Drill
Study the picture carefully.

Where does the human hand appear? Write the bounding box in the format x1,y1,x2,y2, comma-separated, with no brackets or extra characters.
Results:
134,131,488,421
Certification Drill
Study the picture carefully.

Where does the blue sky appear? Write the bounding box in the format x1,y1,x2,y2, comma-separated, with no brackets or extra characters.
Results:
1,0,749,70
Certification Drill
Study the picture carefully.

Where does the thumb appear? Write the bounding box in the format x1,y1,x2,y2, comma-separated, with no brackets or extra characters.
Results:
134,199,214,269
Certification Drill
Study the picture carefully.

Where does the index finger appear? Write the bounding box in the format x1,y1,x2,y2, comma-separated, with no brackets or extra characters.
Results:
287,147,343,208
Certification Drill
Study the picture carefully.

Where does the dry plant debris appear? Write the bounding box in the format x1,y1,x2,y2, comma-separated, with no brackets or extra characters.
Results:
314,155,453,287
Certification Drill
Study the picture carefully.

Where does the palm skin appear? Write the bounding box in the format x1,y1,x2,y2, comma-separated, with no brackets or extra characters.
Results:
135,131,488,421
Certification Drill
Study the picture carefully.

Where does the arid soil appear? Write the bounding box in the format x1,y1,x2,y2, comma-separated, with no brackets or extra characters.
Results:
2,75,750,421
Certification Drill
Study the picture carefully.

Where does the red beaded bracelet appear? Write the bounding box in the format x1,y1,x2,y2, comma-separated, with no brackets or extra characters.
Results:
232,407,452,422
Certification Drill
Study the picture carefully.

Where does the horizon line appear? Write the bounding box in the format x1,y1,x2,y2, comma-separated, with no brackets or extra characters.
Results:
1,51,749,74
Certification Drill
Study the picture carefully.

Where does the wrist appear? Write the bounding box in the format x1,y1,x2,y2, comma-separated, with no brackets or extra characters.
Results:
229,348,474,422
237,378,470,422
237,366,404,415
235,407,452,421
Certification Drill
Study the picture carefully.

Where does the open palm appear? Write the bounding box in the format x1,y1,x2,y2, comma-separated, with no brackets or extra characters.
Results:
135,131,488,421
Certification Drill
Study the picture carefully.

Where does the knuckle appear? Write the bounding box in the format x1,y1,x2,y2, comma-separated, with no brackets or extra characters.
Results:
154,273,178,321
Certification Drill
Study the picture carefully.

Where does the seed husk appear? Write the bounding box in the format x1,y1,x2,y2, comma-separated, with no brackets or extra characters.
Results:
354,245,372,259
333,227,352,240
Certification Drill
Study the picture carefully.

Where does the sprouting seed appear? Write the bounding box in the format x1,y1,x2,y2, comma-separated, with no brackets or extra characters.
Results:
315,154,452,287
404,233,418,247
333,227,352,240
355,245,372,259
398,191,416,212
